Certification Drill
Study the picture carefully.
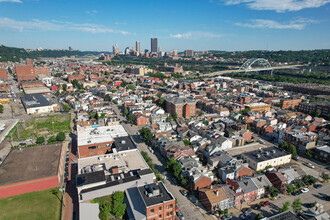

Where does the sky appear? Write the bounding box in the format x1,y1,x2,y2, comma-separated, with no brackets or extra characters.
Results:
0,0,329,52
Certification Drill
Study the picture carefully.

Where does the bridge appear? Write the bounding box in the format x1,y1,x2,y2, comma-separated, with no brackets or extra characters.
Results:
204,58,303,77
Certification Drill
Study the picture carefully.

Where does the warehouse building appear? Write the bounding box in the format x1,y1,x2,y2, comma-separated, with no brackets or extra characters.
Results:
21,94,55,114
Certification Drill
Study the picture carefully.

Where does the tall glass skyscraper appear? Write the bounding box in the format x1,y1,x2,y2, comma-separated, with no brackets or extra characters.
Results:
151,38,158,53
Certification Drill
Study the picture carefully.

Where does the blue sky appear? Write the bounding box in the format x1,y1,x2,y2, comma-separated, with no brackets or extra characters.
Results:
0,0,329,51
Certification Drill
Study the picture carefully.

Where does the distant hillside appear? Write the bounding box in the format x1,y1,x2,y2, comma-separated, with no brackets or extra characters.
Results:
0,45,109,62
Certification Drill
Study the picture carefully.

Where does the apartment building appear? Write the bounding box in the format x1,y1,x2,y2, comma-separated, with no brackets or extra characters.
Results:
165,96,196,118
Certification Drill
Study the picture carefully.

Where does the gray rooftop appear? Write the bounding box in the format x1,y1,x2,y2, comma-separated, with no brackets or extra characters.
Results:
243,147,290,162
21,94,51,108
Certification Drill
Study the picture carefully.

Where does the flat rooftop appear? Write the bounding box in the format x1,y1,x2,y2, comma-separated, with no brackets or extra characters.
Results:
137,182,174,207
77,149,148,175
245,102,269,107
114,136,136,152
21,94,51,108
77,125,128,146
243,147,290,162
0,144,62,186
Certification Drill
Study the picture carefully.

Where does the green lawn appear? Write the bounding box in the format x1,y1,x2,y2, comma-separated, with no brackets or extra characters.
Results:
0,188,62,220
13,114,71,141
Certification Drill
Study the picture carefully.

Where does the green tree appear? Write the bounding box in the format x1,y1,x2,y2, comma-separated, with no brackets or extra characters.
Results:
0,104,3,113
279,141,289,150
293,179,304,190
158,97,165,108
99,202,111,220
286,184,295,195
140,127,152,142
287,144,297,158
145,96,152,100
112,191,126,219
305,150,313,158
63,104,71,112
166,115,172,122
104,94,111,101
183,139,191,146
198,110,204,117
48,136,56,143
166,157,182,178
315,109,321,117
128,114,135,123
62,83,67,91
172,113,178,120
267,186,279,199
56,132,66,142
36,136,45,144
255,213,263,220
280,201,291,212
292,198,302,214
124,108,129,116
302,175,317,186
126,84,135,91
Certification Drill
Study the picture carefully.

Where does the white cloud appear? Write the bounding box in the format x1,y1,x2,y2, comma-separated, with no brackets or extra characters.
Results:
86,10,98,15
235,18,317,30
0,0,22,2
223,0,330,12
0,17,133,35
170,31,223,39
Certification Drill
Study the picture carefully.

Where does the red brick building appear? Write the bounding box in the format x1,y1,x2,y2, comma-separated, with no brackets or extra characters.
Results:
126,182,176,220
165,96,196,118
15,65,50,83
0,144,64,198
134,112,150,126
68,74,85,83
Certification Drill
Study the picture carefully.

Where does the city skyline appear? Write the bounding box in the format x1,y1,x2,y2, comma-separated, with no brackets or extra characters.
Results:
0,0,329,51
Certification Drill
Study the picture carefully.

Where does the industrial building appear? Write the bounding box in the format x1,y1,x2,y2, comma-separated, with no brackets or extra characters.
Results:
21,93,55,114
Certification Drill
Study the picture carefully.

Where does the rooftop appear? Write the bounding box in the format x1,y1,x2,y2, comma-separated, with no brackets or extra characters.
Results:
0,144,62,186
21,94,51,108
77,149,149,175
137,182,174,207
243,147,290,162
114,136,136,152
77,125,128,146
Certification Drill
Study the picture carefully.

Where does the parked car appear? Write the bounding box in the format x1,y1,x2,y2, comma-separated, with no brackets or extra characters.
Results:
305,163,315,169
180,189,188,196
26,138,32,142
222,214,233,220
176,210,184,220
148,147,154,153
301,188,309,193
242,208,252,214
239,213,251,219
313,184,323,189
260,201,270,207
251,204,261,210
293,191,302,196
325,196,330,201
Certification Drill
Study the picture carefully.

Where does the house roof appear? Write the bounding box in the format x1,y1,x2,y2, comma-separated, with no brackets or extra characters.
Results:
199,186,228,204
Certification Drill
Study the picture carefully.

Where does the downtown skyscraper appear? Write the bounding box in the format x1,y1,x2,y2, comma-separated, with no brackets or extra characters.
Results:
136,40,140,53
151,38,158,53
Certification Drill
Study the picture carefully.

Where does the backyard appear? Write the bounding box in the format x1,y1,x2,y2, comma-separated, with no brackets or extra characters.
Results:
0,188,62,220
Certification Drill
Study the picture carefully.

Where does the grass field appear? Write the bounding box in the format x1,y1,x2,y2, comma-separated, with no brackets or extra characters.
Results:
13,114,71,141
0,188,62,220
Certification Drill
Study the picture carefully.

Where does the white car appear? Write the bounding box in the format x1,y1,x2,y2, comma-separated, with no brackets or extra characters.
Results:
301,188,309,193
306,163,315,169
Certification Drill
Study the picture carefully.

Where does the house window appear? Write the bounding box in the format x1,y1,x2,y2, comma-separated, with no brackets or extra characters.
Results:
159,207,162,211
170,204,173,208
88,146,96,150
167,212,170,216
159,214,162,218
150,209,154,214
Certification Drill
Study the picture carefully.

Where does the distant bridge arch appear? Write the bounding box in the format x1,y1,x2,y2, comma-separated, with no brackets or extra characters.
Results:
239,58,273,75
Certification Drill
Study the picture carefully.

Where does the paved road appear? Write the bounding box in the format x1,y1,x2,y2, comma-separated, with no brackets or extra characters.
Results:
111,104,206,220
